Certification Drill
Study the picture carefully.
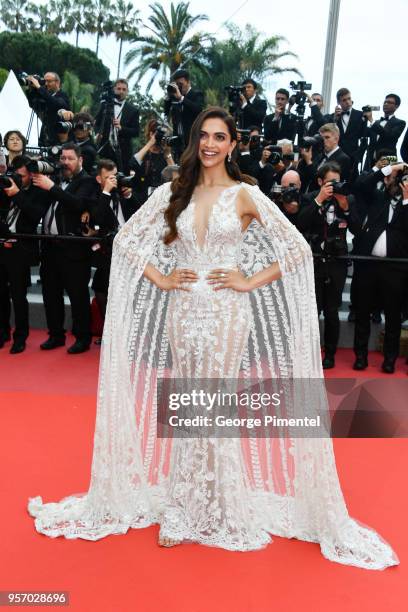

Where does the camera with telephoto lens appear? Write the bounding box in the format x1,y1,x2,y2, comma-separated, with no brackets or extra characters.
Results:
73,121,93,131
100,80,116,106
17,72,46,88
155,125,168,145
26,158,59,175
0,171,23,190
225,85,245,113
289,80,312,116
362,105,381,113
56,121,73,134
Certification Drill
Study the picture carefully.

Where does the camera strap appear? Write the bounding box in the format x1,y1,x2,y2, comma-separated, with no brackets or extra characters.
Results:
6,204,20,233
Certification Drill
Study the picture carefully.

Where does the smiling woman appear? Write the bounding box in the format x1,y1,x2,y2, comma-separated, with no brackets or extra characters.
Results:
28,107,398,571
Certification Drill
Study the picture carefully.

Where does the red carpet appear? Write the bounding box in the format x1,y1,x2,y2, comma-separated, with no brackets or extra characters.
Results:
0,330,407,611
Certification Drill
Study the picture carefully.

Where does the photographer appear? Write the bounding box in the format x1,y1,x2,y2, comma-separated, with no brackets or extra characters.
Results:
236,127,263,179
326,88,366,168
264,89,297,144
72,112,97,174
88,159,141,333
238,78,267,131
270,170,303,226
164,69,204,152
304,93,326,137
0,155,51,353
258,140,296,196
297,162,360,369
25,72,71,147
351,162,408,373
129,119,175,203
95,78,140,174
3,131,27,166
365,94,406,165
33,142,95,354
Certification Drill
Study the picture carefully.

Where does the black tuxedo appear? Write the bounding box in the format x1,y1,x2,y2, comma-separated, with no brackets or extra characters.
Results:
40,170,96,344
400,128,408,163
326,108,366,162
304,104,326,137
0,185,51,342
264,112,297,144
352,170,408,362
89,185,141,295
95,100,140,173
27,87,71,147
367,116,406,163
297,193,360,356
74,138,97,174
238,96,267,130
237,152,261,180
164,89,204,150
298,147,352,193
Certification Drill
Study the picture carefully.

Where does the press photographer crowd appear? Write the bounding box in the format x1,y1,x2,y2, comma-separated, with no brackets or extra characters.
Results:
1,69,408,374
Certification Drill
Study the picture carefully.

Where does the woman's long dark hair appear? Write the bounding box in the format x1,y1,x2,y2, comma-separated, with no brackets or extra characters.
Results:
163,106,256,245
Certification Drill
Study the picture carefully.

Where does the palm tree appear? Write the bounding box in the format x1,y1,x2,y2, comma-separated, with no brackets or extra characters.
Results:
1,0,32,32
26,1,62,34
125,1,211,92
62,70,94,112
193,24,301,107
111,0,140,79
57,0,90,47
83,0,115,56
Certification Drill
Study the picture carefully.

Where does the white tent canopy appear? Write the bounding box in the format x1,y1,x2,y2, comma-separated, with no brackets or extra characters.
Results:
0,70,42,148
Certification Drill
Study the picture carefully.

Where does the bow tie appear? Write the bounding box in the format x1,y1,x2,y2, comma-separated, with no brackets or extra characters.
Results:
380,116,389,121
341,110,350,116
114,100,123,106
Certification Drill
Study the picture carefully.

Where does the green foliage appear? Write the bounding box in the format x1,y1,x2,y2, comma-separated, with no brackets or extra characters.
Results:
125,1,212,92
62,70,94,112
191,24,301,108
127,84,164,149
0,31,109,87
0,68,9,90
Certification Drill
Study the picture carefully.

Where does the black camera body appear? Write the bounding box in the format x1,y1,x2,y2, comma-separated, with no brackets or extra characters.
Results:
116,172,134,190
225,85,244,113
0,171,23,190
237,128,251,146
100,80,116,106
300,134,323,150
264,145,283,165
362,105,381,113
281,185,300,205
18,72,46,88
155,126,168,145
327,179,349,196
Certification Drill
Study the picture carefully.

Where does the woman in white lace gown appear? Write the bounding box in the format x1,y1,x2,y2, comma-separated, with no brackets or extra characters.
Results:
28,108,399,570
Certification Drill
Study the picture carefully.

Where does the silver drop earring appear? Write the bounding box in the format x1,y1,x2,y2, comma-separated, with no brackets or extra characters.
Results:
228,153,232,162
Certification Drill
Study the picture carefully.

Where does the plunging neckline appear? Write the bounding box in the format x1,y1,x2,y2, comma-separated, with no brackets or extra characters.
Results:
191,182,241,252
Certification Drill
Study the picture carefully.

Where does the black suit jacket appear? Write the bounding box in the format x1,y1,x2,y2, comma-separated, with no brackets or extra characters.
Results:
164,89,204,148
352,170,408,266
27,87,70,147
367,116,406,162
95,100,139,171
0,185,51,262
400,128,408,163
304,104,326,137
326,108,366,161
42,170,96,261
298,147,352,192
264,112,297,144
238,96,267,130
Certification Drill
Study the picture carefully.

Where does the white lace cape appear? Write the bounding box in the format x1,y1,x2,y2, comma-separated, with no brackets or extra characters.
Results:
28,182,399,570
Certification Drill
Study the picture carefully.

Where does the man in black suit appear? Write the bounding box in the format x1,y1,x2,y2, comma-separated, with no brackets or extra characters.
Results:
164,69,204,154
297,162,361,369
351,163,408,373
33,143,96,354
264,89,297,144
297,123,351,192
238,78,267,131
0,156,51,353
366,94,406,165
95,79,140,174
325,88,366,174
304,92,326,137
87,159,141,330
26,72,71,147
